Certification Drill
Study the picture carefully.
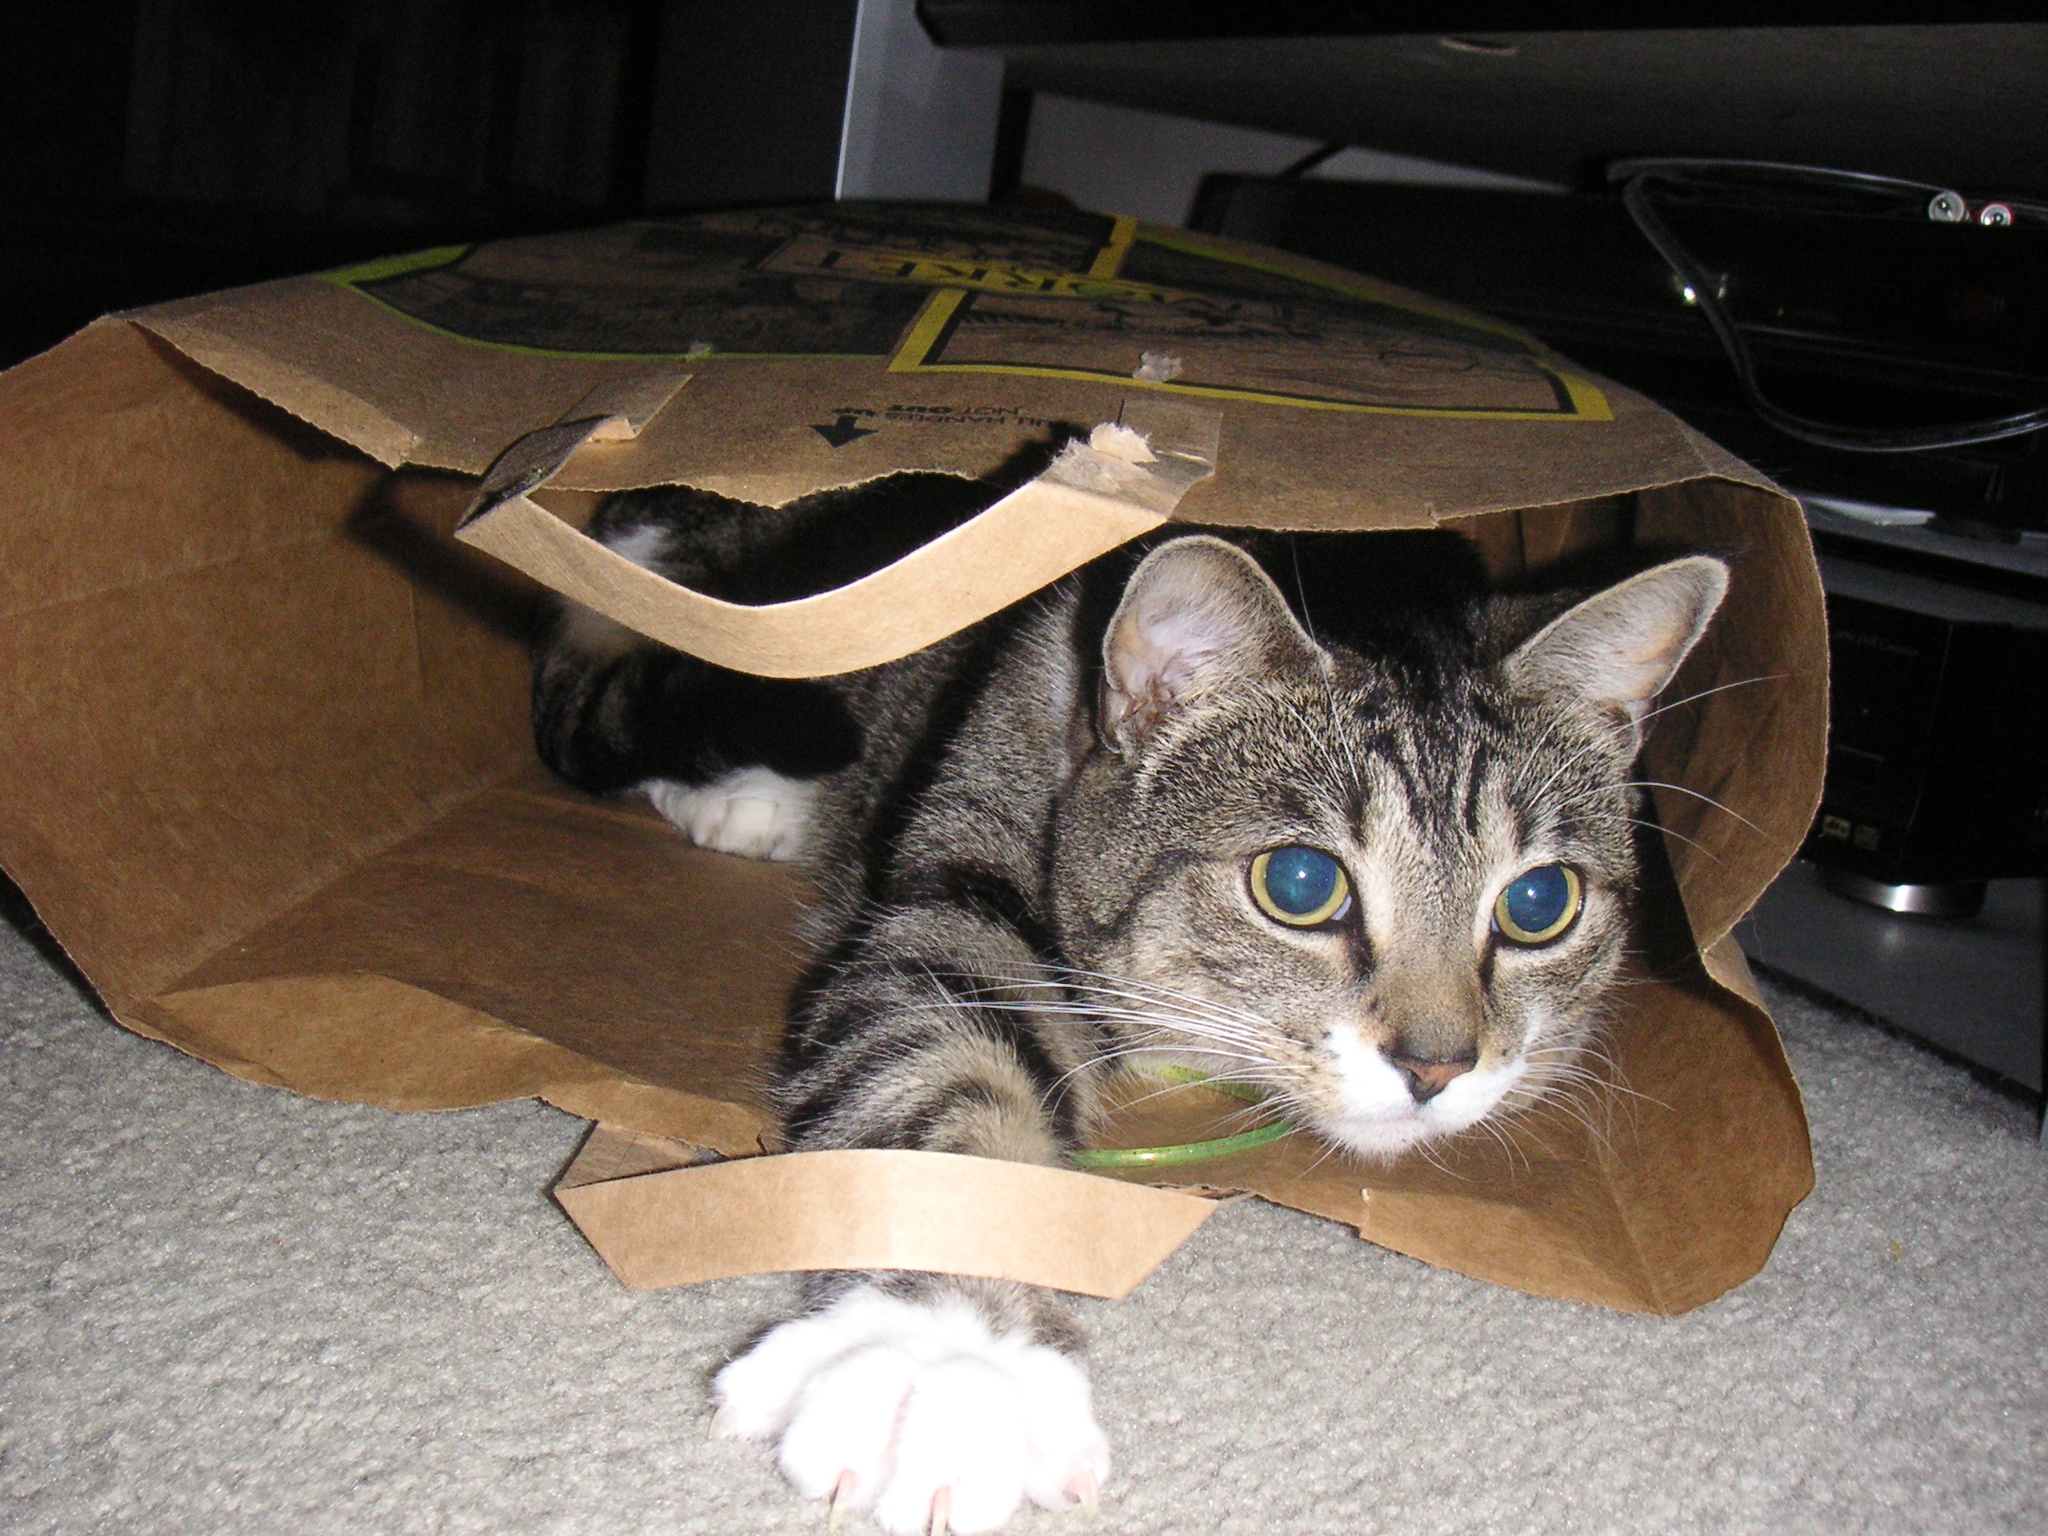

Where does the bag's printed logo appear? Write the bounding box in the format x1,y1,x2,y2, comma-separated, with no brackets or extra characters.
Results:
766,218,1609,421
765,233,1199,307
322,207,1610,423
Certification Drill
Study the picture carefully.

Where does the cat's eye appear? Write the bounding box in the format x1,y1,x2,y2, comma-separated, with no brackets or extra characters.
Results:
1250,846,1352,927
1493,864,1583,946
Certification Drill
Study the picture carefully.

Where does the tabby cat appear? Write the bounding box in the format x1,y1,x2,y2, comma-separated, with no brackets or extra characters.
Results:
532,473,1728,1535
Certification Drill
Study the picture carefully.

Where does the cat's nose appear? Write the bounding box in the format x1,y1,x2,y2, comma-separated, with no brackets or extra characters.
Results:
1389,1052,1477,1103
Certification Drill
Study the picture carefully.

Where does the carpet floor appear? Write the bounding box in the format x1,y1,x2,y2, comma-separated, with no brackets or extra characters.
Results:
3,909,2043,1536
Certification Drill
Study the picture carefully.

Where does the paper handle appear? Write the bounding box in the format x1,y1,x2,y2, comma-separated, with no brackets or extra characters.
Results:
455,395,1221,679
555,1146,1216,1299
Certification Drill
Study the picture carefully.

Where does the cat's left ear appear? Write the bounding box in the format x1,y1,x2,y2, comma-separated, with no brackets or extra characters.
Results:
1099,535,1324,756
1506,555,1730,725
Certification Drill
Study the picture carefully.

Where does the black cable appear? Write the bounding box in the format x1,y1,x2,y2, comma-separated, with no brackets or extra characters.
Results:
1613,164,2048,454
1277,141,1346,180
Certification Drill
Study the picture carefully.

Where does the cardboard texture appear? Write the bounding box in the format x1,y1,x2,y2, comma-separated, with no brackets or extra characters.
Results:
0,203,1824,1315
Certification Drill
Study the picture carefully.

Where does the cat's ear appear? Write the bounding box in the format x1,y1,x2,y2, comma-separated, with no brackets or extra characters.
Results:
1099,536,1323,755
1506,555,1730,724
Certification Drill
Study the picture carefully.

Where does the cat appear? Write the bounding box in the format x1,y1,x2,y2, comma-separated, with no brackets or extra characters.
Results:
532,473,1729,1535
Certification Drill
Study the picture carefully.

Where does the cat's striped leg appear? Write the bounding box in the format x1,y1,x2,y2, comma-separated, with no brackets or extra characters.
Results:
530,509,860,864
714,907,1111,1535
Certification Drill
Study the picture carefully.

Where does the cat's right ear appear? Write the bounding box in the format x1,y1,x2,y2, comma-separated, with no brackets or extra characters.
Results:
1099,536,1323,756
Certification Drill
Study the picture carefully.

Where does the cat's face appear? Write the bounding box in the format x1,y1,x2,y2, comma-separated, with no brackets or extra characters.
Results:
1051,536,1727,1163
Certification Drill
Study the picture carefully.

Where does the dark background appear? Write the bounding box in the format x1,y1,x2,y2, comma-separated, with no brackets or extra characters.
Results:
1,0,862,368
13,6,2046,372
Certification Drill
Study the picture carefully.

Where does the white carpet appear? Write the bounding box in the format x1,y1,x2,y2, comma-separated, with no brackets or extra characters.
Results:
3,906,2044,1535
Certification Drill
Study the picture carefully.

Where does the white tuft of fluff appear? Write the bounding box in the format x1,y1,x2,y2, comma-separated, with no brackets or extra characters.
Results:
605,524,670,568
1131,351,1183,383
1088,420,1157,463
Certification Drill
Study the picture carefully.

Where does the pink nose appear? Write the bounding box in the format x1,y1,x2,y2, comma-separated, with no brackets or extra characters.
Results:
1390,1054,1476,1103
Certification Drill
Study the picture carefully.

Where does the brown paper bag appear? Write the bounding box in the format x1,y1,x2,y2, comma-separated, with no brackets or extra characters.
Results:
0,203,1822,1312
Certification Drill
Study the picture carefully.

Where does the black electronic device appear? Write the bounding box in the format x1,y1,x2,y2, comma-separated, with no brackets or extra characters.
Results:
1808,552,2048,909
1189,173,2048,535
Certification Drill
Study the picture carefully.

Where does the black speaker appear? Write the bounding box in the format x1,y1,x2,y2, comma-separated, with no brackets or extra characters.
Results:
1807,551,2048,894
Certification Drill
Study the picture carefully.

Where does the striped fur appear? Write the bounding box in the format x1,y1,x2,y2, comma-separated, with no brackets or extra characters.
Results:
533,487,1727,1523
534,488,1731,1255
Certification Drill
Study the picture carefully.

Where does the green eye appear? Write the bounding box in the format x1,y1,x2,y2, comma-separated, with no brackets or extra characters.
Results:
1250,846,1352,927
1493,864,1583,946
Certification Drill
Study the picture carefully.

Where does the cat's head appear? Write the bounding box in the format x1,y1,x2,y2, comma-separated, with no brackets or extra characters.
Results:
1051,534,1728,1161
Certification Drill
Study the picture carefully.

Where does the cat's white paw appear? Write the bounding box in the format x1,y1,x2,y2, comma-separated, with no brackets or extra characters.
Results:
644,767,815,861
712,1287,1110,1534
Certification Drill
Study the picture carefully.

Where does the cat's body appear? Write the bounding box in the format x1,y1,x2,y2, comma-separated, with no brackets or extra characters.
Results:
533,477,1728,1535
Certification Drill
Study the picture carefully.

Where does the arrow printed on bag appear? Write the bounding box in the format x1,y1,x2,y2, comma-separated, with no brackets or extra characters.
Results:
812,413,877,448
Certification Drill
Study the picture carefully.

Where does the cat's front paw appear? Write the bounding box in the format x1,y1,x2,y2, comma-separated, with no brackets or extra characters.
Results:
711,1286,1109,1534
644,767,815,862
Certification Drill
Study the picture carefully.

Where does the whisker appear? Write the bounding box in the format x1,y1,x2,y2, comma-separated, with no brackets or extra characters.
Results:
1548,803,1726,863
1517,673,1784,812
1618,780,1766,836
1411,1138,1468,1183
982,968,1278,1036
1295,1136,1351,1179
1507,702,1581,800
1635,671,1789,731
